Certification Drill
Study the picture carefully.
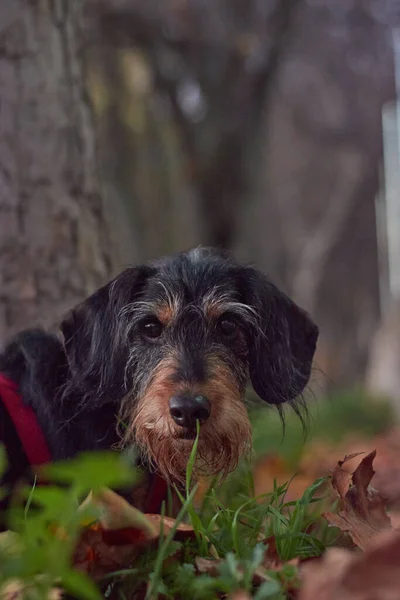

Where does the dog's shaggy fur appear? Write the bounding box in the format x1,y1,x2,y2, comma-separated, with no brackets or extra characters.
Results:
0,248,318,509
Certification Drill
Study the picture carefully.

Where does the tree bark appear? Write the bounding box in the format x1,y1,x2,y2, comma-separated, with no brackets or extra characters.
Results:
0,0,114,343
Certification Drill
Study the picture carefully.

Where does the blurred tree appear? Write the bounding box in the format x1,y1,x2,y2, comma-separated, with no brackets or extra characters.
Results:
91,0,396,392
236,1,396,392
0,0,397,395
92,0,298,258
0,1,118,342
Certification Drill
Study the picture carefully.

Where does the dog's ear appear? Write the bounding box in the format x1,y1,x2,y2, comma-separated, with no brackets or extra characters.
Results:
60,265,153,405
243,268,318,405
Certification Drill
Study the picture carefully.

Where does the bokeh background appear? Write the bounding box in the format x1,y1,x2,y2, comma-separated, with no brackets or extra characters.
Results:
2,0,400,501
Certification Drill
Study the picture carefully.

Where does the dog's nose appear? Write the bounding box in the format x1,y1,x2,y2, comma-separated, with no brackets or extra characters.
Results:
169,394,211,428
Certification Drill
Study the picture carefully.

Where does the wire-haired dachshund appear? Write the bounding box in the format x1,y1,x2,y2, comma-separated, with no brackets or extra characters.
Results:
0,247,318,515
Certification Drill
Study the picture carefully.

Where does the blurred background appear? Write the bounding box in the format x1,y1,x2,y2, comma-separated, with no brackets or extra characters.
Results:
2,0,400,501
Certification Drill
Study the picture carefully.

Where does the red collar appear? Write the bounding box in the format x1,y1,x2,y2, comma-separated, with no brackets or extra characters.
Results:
0,373,52,466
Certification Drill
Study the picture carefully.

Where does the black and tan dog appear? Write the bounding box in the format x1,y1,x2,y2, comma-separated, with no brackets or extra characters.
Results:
0,247,318,514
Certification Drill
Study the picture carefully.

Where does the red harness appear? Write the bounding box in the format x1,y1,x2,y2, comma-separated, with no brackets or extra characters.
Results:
0,373,167,513
0,373,51,466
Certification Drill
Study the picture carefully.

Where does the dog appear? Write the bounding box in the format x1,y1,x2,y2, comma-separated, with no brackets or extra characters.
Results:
0,247,318,517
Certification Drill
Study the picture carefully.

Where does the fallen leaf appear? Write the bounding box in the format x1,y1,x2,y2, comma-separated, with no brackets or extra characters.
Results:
300,528,400,600
73,488,195,579
299,547,355,600
330,453,363,497
263,535,280,564
323,450,392,549
73,526,140,579
195,557,220,576
144,514,195,541
388,510,400,529
79,488,158,539
79,488,195,541
228,592,252,600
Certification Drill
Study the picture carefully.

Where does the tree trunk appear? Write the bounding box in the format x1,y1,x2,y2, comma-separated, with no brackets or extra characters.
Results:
0,0,114,343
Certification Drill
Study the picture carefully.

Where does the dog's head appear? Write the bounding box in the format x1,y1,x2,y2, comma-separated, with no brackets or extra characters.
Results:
61,248,318,483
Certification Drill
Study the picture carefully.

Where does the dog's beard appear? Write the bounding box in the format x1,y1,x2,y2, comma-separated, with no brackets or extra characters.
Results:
119,355,252,485
121,396,252,485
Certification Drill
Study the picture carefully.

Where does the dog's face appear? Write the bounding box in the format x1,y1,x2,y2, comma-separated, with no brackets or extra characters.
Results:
61,248,318,483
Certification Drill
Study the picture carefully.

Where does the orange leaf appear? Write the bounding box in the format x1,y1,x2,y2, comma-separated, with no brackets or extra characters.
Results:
323,450,392,550
79,488,158,539
229,592,252,600
73,527,140,580
300,529,400,600
74,488,195,579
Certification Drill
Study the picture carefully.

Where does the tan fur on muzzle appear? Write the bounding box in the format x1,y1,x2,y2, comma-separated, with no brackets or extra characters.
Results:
120,357,252,484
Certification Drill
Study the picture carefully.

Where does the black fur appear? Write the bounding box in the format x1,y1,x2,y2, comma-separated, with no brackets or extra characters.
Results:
0,247,318,516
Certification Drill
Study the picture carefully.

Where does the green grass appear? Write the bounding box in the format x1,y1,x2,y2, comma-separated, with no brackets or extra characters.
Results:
0,446,332,600
108,451,331,600
0,390,394,599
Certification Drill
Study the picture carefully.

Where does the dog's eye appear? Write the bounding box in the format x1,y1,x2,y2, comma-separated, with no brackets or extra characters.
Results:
140,318,164,340
218,316,238,338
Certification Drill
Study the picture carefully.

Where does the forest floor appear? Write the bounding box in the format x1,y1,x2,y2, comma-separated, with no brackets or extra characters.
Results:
1,391,400,599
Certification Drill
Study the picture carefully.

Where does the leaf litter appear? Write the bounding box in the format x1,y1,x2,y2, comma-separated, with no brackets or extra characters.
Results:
3,442,400,598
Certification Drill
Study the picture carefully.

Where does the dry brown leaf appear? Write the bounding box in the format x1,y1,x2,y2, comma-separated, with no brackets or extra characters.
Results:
260,534,300,572
73,488,195,579
299,547,356,600
79,488,195,541
79,488,158,538
195,557,220,576
300,529,400,600
73,525,140,579
323,450,392,549
144,514,196,541
262,535,280,563
330,452,363,497
228,592,252,600
73,517,193,580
